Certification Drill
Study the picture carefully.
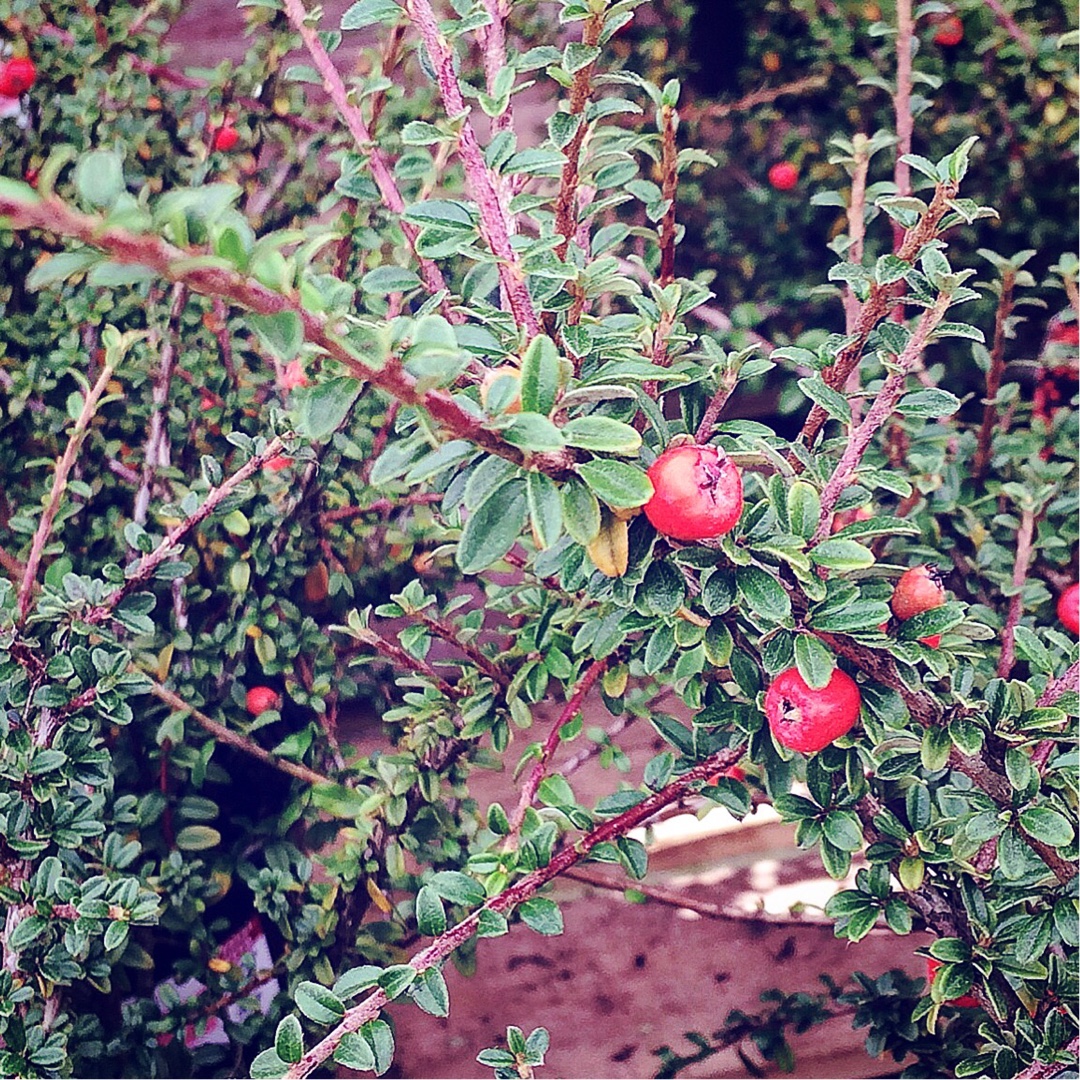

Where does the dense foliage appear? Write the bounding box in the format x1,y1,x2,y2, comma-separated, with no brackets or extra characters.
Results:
0,1,1076,1078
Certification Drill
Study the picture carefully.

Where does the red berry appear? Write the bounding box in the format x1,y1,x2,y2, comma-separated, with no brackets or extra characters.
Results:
920,634,942,650
767,161,799,191
932,14,964,47
264,454,291,472
707,764,746,785
245,686,280,716
1058,583,1080,636
891,565,946,621
765,666,861,754
280,360,309,391
23,167,38,188
0,56,36,97
926,958,980,1008
831,506,872,534
212,124,240,152
644,443,743,541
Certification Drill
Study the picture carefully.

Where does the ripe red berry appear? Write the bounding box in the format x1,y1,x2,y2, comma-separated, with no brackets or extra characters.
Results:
891,565,946,621
767,161,799,191
0,56,36,97
926,958,980,1008
644,443,743,541
264,455,291,473
831,506,872,534
891,565,946,647
765,666,861,754
932,14,964,47
245,686,280,716
212,124,240,152
707,764,746,785
1058,583,1080,636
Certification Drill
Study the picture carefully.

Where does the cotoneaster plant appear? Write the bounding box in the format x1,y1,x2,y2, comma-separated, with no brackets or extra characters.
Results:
0,1,1074,1080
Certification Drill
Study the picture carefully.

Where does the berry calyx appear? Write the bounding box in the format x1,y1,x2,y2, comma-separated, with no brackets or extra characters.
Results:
926,958,980,1008
644,443,743,541
765,666,861,754
0,56,36,97
212,124,240,152
245,686,281,716
1058,583,1079,636
931,13,964,47
767,161,799,191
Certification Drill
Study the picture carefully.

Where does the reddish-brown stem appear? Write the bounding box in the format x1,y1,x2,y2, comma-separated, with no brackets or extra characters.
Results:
553,13,604,264
681,74,829,121
404,0,541,338
280,0,458,316
346,621,460,699
506,658,609,845
892,0,914,254
811,290,953,542
477,0,513,136
1032,659,1080,774
997,507,1037,678
842,137,870,337
695,370,739,443
84,437,286,627
983,0,1038,58
794,181,959,454
0,194,574,477
319,491,443,525
283,746,744,1079
416,611,509,688
972,269,1016,482
17,362,115,623
135,283,187,525
146,680,332,787
656,104,680,286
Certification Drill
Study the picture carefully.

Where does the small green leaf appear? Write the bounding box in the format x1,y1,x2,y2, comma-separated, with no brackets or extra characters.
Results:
520,335,560,415
736,566,791,622
74,150,125,209
334,1033,376,1073
1019,807,1074,847
248,311,303,363
788,481,821,540
295,981,346,1025
360,265,422,294
250,1049,289,1079
410,967,450,1017
526,472,563,549
457,479,528,574
794,635,835,689
518,897,564,935
415,885,447,936
811,539,875,572
896,388,962,418
429,870,486,906
275,1016,303,1065
561,416,642,455
561,477,601,545
174,825,221,851
292,377,362,443
576,460,653,509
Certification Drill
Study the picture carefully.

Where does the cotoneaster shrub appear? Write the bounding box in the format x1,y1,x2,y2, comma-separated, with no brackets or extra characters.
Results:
0,1,1076,1079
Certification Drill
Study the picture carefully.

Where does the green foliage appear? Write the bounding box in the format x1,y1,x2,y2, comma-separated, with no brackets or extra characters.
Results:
0,0,1076,1079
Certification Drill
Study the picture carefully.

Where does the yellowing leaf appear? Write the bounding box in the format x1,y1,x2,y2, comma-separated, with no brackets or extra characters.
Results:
586,511,628,578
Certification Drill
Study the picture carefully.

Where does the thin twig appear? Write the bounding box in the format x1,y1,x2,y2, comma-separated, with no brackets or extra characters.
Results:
695,370,740,443
1032,659,1080,774
892,0,914,254
842,136,871,337
562,868,842,928
319,491,442,525
656,104,680,286
282,746,744,1079
345,622,460,699
997,507,1036,678
416,611,510,688
0,194,575,478
811,290,953,541
506,658,609,846
681,74,829,121
794,180,959,453
553,13,604,263
972,269,1016,482
983,0,1038,58
135,284,187,525
280,0,458,316
147,680,332,787
17,362,115,623
84,436,286,626
404,0,541,337
477,0,513,137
